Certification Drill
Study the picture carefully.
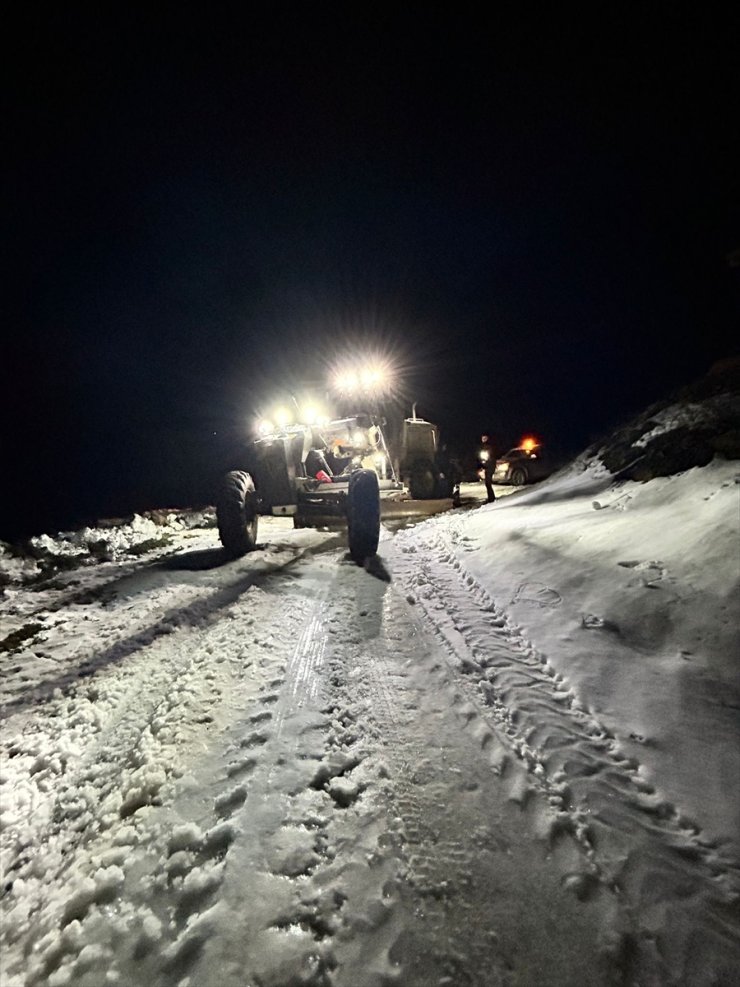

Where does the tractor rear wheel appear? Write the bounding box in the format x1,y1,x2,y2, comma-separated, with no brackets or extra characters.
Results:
409,459,437,499
435,472,455,498
217,471,259,556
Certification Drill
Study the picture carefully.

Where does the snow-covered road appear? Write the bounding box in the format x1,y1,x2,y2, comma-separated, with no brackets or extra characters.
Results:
2,488,739,986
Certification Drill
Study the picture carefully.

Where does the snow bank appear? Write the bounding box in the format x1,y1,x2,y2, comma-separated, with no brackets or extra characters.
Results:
0,509,216,588
450,456,740,852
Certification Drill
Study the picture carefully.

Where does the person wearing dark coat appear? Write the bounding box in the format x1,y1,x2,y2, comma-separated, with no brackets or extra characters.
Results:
480,434,496,502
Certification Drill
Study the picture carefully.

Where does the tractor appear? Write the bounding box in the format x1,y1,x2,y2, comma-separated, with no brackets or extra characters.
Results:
216,414,405,562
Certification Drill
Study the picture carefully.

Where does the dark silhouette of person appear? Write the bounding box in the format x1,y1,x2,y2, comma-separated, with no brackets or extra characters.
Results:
480,434,496,502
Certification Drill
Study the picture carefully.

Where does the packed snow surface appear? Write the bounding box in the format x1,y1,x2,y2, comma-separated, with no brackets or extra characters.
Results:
1,461,738,986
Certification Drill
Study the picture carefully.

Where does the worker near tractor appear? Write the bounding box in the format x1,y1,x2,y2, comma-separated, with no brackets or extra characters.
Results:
480,434,496,503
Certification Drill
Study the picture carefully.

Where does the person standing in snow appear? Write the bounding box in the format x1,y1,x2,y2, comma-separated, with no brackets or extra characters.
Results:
480,434,496,503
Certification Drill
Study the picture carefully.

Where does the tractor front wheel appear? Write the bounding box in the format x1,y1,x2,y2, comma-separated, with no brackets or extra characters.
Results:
347,469,380,562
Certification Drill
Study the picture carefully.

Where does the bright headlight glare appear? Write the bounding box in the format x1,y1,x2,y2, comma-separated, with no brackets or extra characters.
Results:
352,430,366,447
336,367,387,393
257,419,274,436
361,368,382,389
338,371,359,392
275,407,291,427
301,406,318,425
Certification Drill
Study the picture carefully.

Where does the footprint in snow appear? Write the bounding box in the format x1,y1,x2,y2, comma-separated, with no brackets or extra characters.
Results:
513,581,562,608
173,861,225,925
618,559,666,587
226,756,257,778
581,614,620,633
215,784,247,818
240,731,269,748
561,871,601,902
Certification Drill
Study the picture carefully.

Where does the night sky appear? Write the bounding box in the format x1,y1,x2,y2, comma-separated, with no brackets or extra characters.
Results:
5,7,739,540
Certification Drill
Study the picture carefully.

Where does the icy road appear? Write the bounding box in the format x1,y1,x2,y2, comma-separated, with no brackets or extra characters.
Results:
1,492,739,986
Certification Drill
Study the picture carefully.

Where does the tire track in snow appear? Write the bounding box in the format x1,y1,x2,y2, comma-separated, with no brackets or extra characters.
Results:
362,595,501,982
122,553,369,987
390,521,740,983
112,569,337,987
0,555,318,987
316,562,616,986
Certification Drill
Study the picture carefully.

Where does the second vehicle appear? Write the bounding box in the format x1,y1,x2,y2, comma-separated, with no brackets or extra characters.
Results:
492,441,553,486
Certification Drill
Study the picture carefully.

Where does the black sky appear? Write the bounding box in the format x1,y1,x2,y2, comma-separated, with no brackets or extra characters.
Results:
4,6,739,539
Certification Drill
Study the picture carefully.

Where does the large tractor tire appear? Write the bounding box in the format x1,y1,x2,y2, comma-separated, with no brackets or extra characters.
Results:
347,469,380,562
435,472,455,498
409,459,437,499
217,470,259,556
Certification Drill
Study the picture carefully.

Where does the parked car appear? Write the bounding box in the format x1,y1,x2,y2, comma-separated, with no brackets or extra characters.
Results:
492,443,553,486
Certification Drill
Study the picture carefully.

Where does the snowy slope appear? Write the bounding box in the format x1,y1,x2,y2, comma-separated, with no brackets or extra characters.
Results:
440,459,740,855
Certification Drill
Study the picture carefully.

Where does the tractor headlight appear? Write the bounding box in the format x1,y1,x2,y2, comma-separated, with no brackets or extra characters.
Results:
274,407,292,427
332,359,393,396
257,419,274,436
335,371,360,393
361,367,385,390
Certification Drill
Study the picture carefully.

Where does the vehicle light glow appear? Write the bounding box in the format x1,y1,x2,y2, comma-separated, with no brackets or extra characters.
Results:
479,449,490,462
257,419,274,436
331,357,395,396
521,436,539,452
361,368,382,388
336,371,360,392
